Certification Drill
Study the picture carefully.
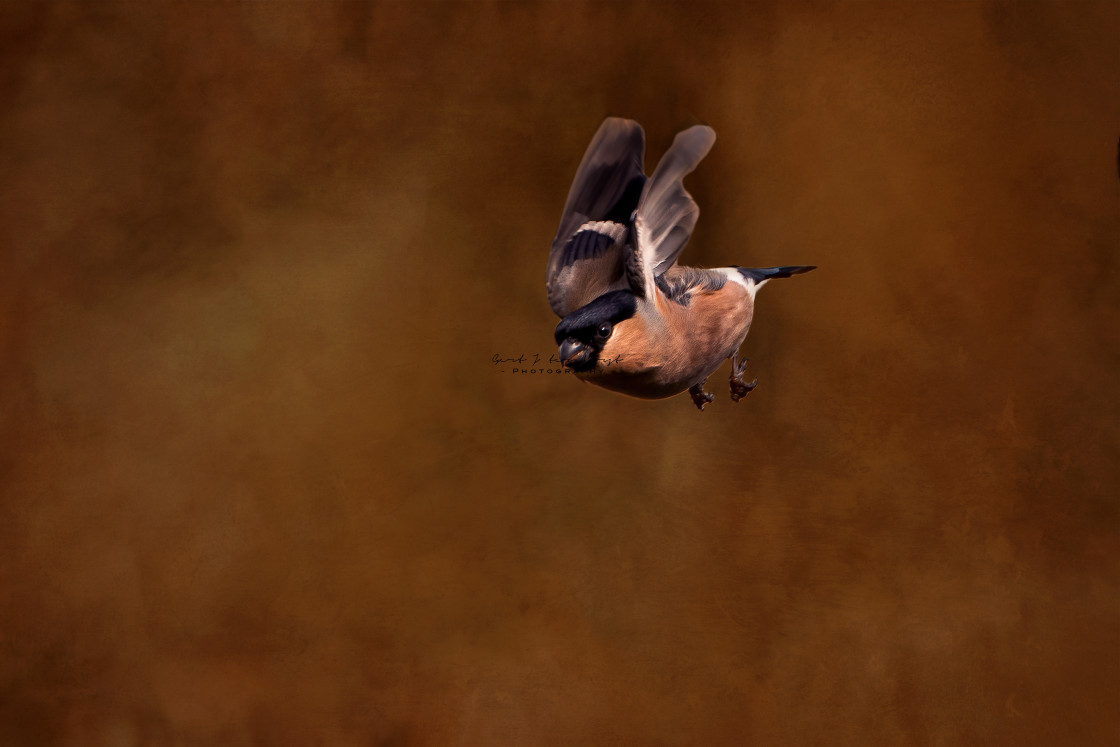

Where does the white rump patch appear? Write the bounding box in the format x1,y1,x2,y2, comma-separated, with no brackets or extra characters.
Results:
719,267,767,299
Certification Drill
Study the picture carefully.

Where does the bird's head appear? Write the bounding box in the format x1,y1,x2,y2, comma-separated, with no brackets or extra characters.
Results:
553,290,637,372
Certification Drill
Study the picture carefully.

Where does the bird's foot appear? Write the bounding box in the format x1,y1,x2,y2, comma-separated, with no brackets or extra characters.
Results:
689,382,715,411
729,356,758,403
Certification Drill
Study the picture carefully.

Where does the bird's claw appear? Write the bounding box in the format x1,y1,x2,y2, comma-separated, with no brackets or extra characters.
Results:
730,357,758,403
689,382,715,411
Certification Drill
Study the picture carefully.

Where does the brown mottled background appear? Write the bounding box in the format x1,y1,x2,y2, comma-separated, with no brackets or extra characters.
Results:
1,1,1117,744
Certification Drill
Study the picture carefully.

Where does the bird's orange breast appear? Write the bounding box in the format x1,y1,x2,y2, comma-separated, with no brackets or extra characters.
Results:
575,280,755,397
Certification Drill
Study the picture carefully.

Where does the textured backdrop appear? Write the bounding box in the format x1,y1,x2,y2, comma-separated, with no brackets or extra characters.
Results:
1,1,1118,744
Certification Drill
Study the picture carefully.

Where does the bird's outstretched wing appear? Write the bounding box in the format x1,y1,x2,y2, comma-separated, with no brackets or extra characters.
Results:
546,118,646,318
629,125,715,299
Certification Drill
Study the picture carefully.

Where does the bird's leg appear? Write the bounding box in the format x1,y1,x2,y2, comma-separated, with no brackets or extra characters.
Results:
688,381,715,411
729,355,758,402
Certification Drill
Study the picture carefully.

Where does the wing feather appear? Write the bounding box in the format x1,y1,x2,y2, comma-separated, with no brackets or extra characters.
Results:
630,125,715,298
546,119,645,317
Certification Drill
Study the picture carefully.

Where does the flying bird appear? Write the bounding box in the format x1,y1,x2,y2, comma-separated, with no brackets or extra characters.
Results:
546,117,815,410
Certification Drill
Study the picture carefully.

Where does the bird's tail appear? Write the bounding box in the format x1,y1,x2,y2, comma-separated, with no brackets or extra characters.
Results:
737,265,817,283
735,265,816,298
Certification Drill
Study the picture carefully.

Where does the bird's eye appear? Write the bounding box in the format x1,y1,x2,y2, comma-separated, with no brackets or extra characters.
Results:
596,323,613,340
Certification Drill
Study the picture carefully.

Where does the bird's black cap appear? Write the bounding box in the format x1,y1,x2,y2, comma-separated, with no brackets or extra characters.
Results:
554,290,637,344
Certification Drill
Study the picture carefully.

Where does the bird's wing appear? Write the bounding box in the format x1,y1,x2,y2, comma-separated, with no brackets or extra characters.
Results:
546,118,646,318
629,125,715,299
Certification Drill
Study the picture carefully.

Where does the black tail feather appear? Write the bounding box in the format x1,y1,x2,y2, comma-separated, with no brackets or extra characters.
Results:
736,265,817,283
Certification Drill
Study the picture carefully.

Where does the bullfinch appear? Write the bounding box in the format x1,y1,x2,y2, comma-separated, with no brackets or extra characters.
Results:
546,117,815,410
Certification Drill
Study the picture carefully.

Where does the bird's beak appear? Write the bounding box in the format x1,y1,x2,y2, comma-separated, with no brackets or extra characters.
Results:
558,338,591,369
